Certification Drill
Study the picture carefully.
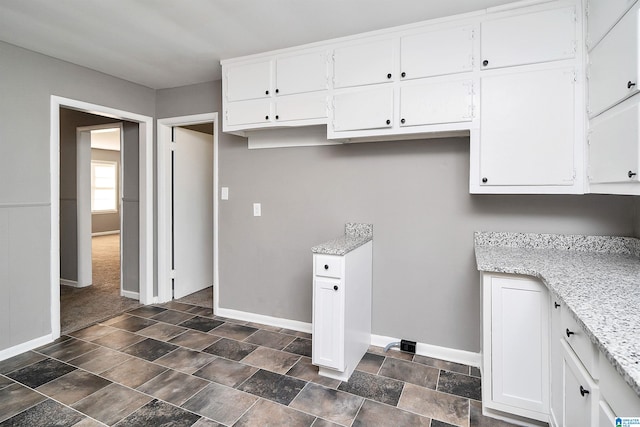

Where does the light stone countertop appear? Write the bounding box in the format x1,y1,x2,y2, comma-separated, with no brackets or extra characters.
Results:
311,223,373,256
475,231,640,397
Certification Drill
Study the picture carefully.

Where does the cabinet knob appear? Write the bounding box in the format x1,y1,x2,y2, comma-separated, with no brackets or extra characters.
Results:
401,118,406,124
275,88,279,94
554,302,560,309
265,115,269,120
275,115,279,120
629,171,637,178
401,72,406,78
265,90,269,95
482,60,489,67
324,264,329,270
482,177,488,183
566,328,575,338
386,119,391,125
580,385,590,397
333,285,339,291
387,73,392,79
628,81,636,89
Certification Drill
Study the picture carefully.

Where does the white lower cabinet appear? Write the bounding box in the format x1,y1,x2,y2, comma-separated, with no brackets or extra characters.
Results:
312,241,372,381
562,339,599,427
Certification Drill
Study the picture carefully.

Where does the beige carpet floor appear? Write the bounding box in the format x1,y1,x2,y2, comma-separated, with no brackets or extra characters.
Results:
60,234,140,334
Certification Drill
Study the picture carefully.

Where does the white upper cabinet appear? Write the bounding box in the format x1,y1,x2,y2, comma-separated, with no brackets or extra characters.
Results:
333,39,396,89
587,0,638,49
226,60,273,102
225,99,271,127
276,51,329,96
399,79,473,127
480,6,576,70
400,25,475,80
332,87,394,132
588,4,640,117
276,92,327,123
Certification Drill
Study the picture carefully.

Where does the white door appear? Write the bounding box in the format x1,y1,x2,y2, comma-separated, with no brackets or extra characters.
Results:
173,127,213,299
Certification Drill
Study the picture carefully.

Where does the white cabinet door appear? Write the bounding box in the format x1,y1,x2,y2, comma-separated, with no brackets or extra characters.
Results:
479,67,576,186
276,92,327,122
225,99,272,127
276,51,328,96
481,7,576,70
399,79,473,126
333,39,395,89
588,5,640,117
332,86,394,132
562,341,598,427
587,0,638,49
312,278,344,371
490,275,549,415
226,60,272,102
400,25,474,79
589,98,640,184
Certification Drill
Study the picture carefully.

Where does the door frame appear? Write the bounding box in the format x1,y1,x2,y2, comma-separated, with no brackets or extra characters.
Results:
157,113,219,310
50,96,154,340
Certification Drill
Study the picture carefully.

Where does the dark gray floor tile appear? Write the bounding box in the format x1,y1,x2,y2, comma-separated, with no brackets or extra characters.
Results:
352,399,431,427
115,399,201,427
122,338,178,361
202,338,257,361
0,383,47,423
68,346,132,374
470,400,519,426
151,309,195,325
186,306,214,317
179,317,224,333
155,348,216,374
91,329,145,350
470,366,482,378
241,346,301,374
69,324,116,341
137,323,187,341
397,383,468,426
286,357,341,389
137,369,208,406
101,357,167,388
379,357,439,389
110,315,157,332
0,351,46,374
67,417,103,426
284,337,313,357
169,330,220,350
431,420,458,427
338,370,404,406
437,370,482,401
413,354,470,375
245,330,295,350
128,305,167,318
0,375,14,390
235,398,315,427
7,358,76,388
238,369,306,405
355,352,385,374
159,301,195,312
0,399,84,427
210,323,257,340
72,383,152,425
193,357,257,388
290,383,364,426
182,382,257,425
37,338,99,362
36,369,111,405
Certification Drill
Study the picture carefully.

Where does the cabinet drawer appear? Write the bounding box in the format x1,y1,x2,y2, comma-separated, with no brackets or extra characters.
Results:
562,340,599,427
562,307,599,379
599,355,640,416
314,255,343,278
588,4,640,117
587,0,638,50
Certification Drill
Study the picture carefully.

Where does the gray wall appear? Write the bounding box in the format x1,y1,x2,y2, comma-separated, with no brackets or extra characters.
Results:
157,80,636,353
121,122,140,294
91,148,120,234
0,41,154,352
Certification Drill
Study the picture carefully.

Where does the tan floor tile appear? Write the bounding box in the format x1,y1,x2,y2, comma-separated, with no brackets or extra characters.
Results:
242,347,300,374
193,357,257,387
72,383,152,425
235,398,315,427
101,358,166,388
398,383,469,427
137,369,208,406
68,346,132,374
290,383,364,426
155,347,216,374
137,323,187,341
352,399,431,427
379,357,439,389
182,382,258,425
36,370,111,405
0,383,47,423
169,329,221,350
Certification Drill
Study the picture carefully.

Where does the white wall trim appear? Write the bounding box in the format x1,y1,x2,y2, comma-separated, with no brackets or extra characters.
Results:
51,95,154,342
91,230,121,236
121,290,140,300
157,113,219,307
76,129,93,287
216,307,313,334
0,334,54,362
370,333,481,367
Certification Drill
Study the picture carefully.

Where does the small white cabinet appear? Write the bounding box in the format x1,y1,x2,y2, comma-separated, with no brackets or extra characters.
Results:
481,273,550,422
312,241,372,381
333,39,395,89
332,86,394,132
399,79,473,127
225,60,273,102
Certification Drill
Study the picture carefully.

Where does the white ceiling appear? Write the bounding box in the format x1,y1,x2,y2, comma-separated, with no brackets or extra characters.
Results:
0,0,520,89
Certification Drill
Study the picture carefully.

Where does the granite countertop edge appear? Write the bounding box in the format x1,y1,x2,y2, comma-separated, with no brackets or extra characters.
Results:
311,235,372,256
474,231,640,397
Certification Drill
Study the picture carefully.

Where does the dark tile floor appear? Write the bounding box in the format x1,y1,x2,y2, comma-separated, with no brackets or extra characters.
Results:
0,301,518,426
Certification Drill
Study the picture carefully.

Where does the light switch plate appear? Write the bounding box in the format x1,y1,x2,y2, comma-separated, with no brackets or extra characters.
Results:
253,203,261,216
221,187,229,200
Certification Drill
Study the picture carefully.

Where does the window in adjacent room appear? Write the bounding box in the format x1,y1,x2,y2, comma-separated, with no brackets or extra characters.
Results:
91,160,118,213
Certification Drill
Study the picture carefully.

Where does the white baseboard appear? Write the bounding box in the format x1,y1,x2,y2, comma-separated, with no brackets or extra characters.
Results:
214,308,480,367
92,230,120,236
121,290,140,300
60,279,78,287
0,333,54,362
216,307,312,334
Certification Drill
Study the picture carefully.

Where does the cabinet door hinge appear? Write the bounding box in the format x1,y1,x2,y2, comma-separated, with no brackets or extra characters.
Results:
170,141,176,151
170,269,176,279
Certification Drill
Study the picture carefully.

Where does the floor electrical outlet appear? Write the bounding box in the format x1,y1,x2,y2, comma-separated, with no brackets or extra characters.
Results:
400,339,417,354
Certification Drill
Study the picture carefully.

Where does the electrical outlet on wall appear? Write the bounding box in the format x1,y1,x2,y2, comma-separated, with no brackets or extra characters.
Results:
253,203,261,216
